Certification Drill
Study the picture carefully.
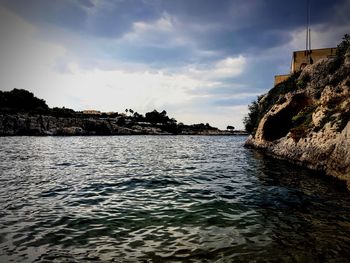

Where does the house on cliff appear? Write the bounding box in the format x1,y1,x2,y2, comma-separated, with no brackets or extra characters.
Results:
82,110,101,115
274,47,337,86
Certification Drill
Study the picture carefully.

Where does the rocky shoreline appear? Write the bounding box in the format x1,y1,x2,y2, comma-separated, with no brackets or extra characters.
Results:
245,121,350,187
0,113,247,136
244,48,350,188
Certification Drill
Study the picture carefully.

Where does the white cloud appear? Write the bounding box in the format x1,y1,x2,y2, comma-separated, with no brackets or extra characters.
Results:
120,12,189,48
175,105,249,129
187,55,246,80
289,24,349,51
0,6,250,130
134,13,174,32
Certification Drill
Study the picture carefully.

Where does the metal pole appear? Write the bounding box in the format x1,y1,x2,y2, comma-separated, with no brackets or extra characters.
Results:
308,0,311,51
306,0,309,51
309,29,311,51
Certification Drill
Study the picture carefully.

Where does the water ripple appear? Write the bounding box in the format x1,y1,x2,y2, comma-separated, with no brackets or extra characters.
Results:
1,136,350,262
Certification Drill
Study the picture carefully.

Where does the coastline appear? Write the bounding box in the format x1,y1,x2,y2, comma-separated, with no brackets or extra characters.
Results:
0,113,248,136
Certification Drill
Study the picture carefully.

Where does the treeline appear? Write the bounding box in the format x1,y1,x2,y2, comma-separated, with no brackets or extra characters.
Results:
0,88,219,134
0,89,49,113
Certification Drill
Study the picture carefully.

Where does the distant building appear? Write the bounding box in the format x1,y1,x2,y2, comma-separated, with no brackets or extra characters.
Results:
274,47,337,86
106,112,117,116
82,110,101,115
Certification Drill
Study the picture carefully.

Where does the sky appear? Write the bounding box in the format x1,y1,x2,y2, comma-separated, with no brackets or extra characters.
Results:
0,0,349,129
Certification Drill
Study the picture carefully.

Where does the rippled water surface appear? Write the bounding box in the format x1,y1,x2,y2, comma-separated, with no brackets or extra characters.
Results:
1,136,350,262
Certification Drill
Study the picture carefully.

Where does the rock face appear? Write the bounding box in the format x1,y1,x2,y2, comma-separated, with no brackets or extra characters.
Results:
0,114,247,136
245,50,350,188
0,114,139,136
0,114,186,136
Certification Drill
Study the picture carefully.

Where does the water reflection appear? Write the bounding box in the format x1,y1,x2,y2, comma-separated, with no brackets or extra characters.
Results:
0,136,349,262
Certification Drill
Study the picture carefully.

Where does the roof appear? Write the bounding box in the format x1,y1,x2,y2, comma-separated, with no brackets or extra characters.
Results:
292,47,336,54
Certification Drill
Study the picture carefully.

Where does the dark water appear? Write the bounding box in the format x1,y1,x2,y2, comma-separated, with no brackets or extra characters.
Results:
0,136,350,262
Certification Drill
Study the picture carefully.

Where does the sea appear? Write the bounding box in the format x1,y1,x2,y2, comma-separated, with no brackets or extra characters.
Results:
0,136,350,262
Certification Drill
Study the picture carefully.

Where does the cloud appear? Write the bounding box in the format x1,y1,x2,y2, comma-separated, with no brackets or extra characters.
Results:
1,0,350,130
0,6,252,129
289,24,350,51
0,7,66,97
208,56,246,79
186,56,246,81
120,12,188,49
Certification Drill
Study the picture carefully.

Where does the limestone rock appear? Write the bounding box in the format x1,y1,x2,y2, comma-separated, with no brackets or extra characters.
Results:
246,51,350,188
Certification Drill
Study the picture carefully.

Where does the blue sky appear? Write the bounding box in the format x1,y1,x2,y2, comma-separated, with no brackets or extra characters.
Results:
0,0,349,129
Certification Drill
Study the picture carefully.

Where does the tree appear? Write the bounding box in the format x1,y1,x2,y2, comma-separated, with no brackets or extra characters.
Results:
0,89,48,112
133,112,144,121
336,34,350,59
226,125,235,130
243,98,260,134
145,109,170,124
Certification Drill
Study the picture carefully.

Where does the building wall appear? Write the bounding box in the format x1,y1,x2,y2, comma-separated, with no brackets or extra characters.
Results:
274,74,290,86
291,48,336,73
82,110,101,115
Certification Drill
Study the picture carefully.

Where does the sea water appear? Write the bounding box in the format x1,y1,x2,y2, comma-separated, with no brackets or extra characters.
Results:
0,136,350,262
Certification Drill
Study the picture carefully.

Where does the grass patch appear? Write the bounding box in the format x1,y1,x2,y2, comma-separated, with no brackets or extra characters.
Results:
290,105,316,141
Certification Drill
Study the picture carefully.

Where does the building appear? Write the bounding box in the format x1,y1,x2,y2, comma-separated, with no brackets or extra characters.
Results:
82,110,101,115
291,47,337,72
274,74,290,86
274,47,337,86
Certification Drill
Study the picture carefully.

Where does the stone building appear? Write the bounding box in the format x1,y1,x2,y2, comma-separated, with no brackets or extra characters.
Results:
274,47,337,86
82,110,101,115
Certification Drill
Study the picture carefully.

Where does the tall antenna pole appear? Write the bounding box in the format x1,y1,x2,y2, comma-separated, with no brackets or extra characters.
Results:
305,0,309,51
306,0,311,52
308,0,311,51
309,28,311,51
306,0,309,51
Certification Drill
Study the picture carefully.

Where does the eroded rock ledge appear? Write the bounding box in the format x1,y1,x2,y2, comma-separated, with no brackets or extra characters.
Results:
245,50,350,188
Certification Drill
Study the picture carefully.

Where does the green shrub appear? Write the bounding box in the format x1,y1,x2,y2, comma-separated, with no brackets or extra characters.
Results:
243,98,261,134
296,79,307,89
292,105,315,127
336,34,350,59
244,72,301,134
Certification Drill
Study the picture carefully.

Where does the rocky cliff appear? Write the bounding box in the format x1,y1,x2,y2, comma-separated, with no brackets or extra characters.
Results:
245,49,350,187
0,114,143,135
0,113,245,136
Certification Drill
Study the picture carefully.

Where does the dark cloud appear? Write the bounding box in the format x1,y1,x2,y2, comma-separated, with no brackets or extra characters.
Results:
2,0,159,37
2,0,348,60
161,0,345,56
2,0,89,32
